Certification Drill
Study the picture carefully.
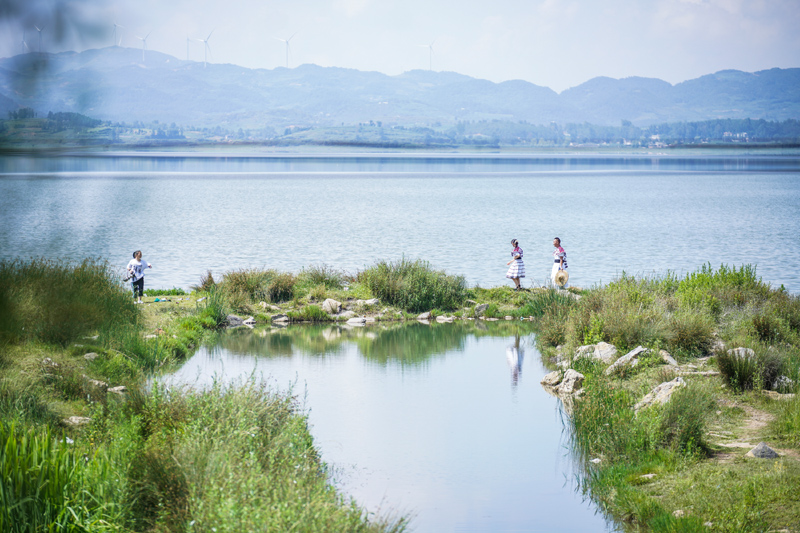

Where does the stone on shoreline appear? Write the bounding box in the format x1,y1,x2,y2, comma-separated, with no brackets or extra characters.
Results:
557,369,585,395
271,314,289,323
474,304,489,316
322,298,342,314
64,416,91,426
576,342,618,364
540,370,562,387
84,352,99,362
418,311,432,320
604,346,648,375
634,377,685,412
347,317,367,326
226,314,244,327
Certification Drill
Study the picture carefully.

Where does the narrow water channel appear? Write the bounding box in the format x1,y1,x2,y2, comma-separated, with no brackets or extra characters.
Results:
165,321,615,532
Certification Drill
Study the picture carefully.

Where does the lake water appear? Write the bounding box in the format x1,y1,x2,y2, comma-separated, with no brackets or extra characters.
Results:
164,321,613,533
1,151,799,292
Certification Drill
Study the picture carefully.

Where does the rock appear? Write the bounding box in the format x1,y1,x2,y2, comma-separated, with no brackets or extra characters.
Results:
710,339,726,354
590,458,601,464
365,317,376,323
243,316,256,326
83,352,99,362
540,370,562,387
85,378,108,391
322,298,342,314
761,390,796,401
418,311,432,320
41,357,59,368
144,334,158,339
634,377,685,412
465,299,477,306
727,347,755,359
576,342,618,364
640,473,657,480
557,369,585,395
336,310,357,319
259,301,268,308
436,316,454,323
64,416,91,426
271,314,289,323
772,375,795,392
347,317,366,326
226,314,244,327
659,349,678,366
108,386,127,394
604,346,648,375
504,316,513,320
364,298,380,306
673,510,685,518
474,304,489,316
746,442,779,459
485,317,500,322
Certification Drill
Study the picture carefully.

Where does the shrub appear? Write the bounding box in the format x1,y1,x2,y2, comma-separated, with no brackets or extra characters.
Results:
666,310,714,356
267,272,296,302
192,270,216,292
658,384,713,453
144,287,187,296
298,264,345,289
0,258,137,345
357,258,467,312
716,348,782,391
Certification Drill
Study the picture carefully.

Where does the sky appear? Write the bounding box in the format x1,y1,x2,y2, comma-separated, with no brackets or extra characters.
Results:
1,0,799,93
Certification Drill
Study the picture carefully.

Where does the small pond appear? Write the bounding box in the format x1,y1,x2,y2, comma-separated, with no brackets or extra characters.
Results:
165,321,615,532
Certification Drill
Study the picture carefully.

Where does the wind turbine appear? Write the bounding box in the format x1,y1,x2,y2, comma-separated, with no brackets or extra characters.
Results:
196,30,213,67
21,31,29,54
34,25,44,53
275,33,296,68
112,23,124,47
136,32,150,62
419,40,435,71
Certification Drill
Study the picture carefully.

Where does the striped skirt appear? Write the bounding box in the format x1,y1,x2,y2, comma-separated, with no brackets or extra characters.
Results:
506,259,525,279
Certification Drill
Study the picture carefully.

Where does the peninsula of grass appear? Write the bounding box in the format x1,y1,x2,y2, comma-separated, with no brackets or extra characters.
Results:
2,257,799,532
533,265,800,532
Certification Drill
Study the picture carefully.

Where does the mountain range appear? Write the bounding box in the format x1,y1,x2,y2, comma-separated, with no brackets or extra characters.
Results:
1,46,798,130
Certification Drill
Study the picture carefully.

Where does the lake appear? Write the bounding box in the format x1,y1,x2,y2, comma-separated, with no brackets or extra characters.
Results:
1,151,799,292
164,321,613,533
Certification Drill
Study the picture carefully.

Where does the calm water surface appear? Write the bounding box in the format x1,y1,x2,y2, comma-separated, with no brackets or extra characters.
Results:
165,322,613,533
1,152,799,292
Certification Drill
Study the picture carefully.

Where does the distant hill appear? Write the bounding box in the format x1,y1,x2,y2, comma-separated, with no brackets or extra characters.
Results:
0,47,798,130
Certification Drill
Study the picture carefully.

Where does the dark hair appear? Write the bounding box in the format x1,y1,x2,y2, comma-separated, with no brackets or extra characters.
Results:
511,239,518,247
133,250,141,258
553,237,560,244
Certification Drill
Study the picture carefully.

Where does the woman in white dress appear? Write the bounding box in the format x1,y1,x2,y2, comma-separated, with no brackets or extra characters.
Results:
506,239,525,290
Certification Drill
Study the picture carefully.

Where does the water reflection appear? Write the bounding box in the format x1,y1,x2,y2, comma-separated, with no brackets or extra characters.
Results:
506,335,524,386
208,319,537,367
167,321,613,532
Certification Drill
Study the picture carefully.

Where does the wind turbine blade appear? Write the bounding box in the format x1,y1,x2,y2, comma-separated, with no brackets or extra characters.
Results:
287,32,297,42
206,30,214,41
145,32,151,40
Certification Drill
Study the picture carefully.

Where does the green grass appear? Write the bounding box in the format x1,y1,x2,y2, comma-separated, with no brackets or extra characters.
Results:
287,304,333,322
144,287,188,296
0,258,138,345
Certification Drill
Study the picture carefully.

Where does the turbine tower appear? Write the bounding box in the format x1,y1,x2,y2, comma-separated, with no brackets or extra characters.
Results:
136,32,150,62
21,31,29,54
34,25,44,53
275,33,296,68
419,40,435,71
112,22,124,47
197,31,213,67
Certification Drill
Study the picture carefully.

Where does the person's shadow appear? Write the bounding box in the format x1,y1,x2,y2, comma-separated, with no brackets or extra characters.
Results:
506,334,524,386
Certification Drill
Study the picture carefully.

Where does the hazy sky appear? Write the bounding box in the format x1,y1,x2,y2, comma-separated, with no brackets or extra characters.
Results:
2,0,799,92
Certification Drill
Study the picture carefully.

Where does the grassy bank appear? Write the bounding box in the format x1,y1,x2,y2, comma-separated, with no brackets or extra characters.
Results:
0,258,407,531
533,265,800,531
